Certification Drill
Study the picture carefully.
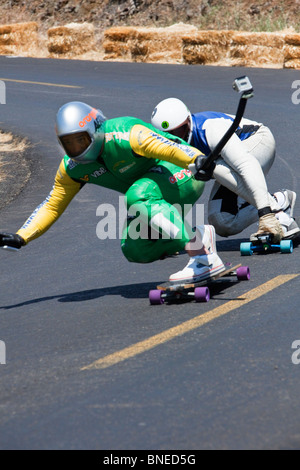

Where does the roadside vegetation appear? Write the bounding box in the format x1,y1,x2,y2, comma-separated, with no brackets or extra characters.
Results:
0,1,299,34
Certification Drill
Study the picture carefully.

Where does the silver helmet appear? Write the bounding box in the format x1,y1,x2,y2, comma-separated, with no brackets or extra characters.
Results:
151,97,193,144
55,101,106,164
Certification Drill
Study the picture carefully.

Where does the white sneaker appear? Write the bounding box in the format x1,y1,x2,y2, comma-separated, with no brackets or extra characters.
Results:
280,217,300,239
273,190,297,218
169,225,225,284
169,252,226,284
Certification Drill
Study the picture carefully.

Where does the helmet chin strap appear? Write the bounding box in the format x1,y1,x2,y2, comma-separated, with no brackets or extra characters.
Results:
97,141,105,160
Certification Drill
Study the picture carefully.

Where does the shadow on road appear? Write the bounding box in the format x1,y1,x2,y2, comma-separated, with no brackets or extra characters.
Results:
217,238,249,252
0,278,242,309
0,282,158,309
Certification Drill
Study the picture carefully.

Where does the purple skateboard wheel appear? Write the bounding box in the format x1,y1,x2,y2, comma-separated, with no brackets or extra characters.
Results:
149,289,164,305
194,286,210,302
236,266,250,280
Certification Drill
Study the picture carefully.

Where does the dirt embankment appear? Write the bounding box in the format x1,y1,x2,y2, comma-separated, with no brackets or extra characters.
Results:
1,1,300,35
0,132,31,211
1,1,300,63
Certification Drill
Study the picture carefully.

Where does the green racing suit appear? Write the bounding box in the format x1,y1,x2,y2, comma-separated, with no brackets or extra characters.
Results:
17,117,205,263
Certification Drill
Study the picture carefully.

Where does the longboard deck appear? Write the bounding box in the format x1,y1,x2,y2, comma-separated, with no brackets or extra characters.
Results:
157,263,242,292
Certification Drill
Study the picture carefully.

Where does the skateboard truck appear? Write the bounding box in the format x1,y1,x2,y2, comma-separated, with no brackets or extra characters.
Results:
240,234,293,256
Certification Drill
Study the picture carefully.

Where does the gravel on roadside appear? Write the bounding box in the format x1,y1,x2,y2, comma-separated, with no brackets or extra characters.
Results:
0,131,31,211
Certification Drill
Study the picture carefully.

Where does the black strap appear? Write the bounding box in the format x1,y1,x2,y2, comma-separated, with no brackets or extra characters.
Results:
258,206,272,217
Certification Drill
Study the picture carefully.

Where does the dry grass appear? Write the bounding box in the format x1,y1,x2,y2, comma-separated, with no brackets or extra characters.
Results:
103,25,296,68
182,30,234,65
104,23,197,63
0,16,299,67
0,131,28,152
47,22,96,57
0,21,48,58
1,0,300,33
0,131,29,181
0,22,37,54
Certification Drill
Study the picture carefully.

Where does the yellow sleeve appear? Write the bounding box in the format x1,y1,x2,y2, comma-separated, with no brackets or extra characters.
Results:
17,160,82,244
129,124,203,169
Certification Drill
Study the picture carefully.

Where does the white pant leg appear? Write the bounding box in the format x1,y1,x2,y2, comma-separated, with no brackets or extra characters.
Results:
208,126,281,236
238,125,275,176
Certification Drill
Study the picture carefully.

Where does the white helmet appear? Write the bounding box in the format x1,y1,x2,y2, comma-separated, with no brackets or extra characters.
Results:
151,97,193,144
55,101,106,164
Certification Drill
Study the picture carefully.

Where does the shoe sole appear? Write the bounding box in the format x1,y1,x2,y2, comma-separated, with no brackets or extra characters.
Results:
283,227,300,240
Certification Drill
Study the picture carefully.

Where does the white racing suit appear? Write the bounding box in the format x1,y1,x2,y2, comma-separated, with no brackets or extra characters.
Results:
190,111,282,236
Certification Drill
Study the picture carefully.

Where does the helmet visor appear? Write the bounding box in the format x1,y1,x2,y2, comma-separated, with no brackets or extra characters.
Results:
168,117,191,142
59,131,92,159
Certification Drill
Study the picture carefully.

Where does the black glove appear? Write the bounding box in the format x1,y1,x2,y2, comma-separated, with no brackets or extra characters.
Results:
0,233,25,249
193,156,216,181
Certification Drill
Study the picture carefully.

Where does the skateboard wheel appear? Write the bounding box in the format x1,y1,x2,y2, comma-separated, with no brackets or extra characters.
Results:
280,239,293,254
149,289,164,305
240,242,253,256
194,287,210,302
236,266,250,280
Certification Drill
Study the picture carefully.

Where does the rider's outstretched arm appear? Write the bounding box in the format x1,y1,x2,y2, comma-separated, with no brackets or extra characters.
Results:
16,160,82,244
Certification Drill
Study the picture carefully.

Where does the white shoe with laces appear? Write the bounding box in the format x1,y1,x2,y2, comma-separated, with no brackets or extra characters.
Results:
169,225,225,284
273,189,296,218
273,190,299,239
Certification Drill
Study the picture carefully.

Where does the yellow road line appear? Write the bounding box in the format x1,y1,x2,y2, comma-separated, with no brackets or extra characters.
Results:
0,78,82,88
81,274,299,371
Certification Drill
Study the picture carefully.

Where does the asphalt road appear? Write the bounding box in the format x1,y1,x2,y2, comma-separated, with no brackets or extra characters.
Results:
0,57,299,451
